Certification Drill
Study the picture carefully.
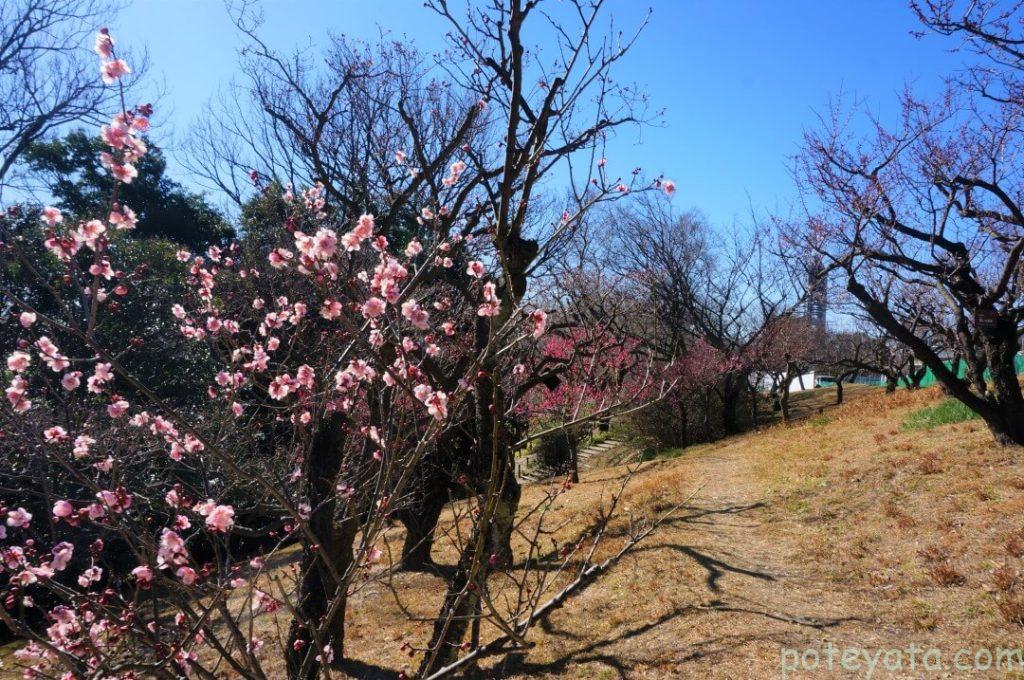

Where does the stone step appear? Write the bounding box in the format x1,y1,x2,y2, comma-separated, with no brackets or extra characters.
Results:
577,440,622,457
515,439,627,483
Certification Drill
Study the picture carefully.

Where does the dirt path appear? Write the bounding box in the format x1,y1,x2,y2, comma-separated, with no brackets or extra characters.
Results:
504,428,903,679
633,447,871,678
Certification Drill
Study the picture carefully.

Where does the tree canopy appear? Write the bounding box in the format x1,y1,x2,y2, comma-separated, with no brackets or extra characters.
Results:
25,130,233,248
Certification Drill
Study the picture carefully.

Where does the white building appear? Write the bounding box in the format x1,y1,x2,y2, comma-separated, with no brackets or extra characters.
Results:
787,371,833,393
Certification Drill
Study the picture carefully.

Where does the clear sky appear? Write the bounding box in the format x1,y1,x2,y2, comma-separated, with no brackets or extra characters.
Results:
113,0,965,228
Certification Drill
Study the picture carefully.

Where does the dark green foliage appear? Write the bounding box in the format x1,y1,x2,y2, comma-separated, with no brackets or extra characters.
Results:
535,424,588,470
25,130,233,248
0,210,217,405
239,182,290,248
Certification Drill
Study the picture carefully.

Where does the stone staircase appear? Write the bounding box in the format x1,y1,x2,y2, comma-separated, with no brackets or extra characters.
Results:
515,438,624,483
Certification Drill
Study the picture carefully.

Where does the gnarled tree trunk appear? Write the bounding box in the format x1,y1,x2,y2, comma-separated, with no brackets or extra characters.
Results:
977,320,1024,446
286,413,356,680
399,490,446,570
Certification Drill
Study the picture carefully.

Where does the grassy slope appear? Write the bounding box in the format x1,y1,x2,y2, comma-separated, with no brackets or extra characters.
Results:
319,384,1024,677
6,385,1024,679
494,385,1024,678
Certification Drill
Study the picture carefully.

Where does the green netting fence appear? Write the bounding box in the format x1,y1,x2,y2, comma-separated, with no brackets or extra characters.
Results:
895,353,1024,388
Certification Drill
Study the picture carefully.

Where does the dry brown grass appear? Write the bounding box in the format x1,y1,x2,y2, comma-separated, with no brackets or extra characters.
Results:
737,386,1024,665
6,384,1024,679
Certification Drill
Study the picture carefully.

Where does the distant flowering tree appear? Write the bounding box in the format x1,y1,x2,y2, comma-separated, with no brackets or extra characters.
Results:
0,3,683,679
652,338,729,434
608,195,806,438
528,327,648,481
743,315,822,422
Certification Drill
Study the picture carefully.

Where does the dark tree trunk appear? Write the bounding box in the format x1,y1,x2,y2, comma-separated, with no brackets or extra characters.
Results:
978,320,1024,446
568,428,580,483
487,469,521,564
419,384,520,674
748,383,759,430
419,531,480,676
476,358,518,567
421,322,520,674
720,376,742,435
906,356,927,390
678,400,689,447
885,374,898,394
980,407,1024,446
399,488,446,570
286,414,355,680
835,370,857,405
702,388,714,439
780,361,798,423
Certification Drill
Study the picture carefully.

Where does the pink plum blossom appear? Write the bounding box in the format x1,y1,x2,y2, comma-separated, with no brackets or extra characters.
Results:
132,565,154,587
205,504,235,533
361,297,386,319
94,29,114,58
43,426,68,443
530,309,548,338
78,566,102,587
176,566,197,585
320,299,342,320
61,372,82,391
7,351,30,373
53,501,74,518
401,299,430,330
107,398,130,418
466,260,486,278
40,206,63,227
478,281,502,317
100,59,131,84
6,507,32,528
51,543,73,571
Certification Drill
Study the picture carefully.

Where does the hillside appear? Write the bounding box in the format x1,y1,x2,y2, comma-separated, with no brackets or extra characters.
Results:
462,385,1024,679
269,386,1024,677
7,385,1024,679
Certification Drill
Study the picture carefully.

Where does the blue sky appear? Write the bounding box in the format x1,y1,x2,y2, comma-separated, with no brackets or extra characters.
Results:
113,0,965,227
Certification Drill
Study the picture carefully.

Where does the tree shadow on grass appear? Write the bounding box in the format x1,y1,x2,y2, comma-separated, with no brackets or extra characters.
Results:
507,500,767,577
470,496,862,679
646,543,775,593
474,602,857,679
334,657,402,680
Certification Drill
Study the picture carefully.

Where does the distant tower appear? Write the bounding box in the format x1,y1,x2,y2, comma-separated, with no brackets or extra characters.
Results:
806,259,827,330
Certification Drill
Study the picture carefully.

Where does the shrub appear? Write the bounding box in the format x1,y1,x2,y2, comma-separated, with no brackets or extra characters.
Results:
535,424,588,470
928,561,966,587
